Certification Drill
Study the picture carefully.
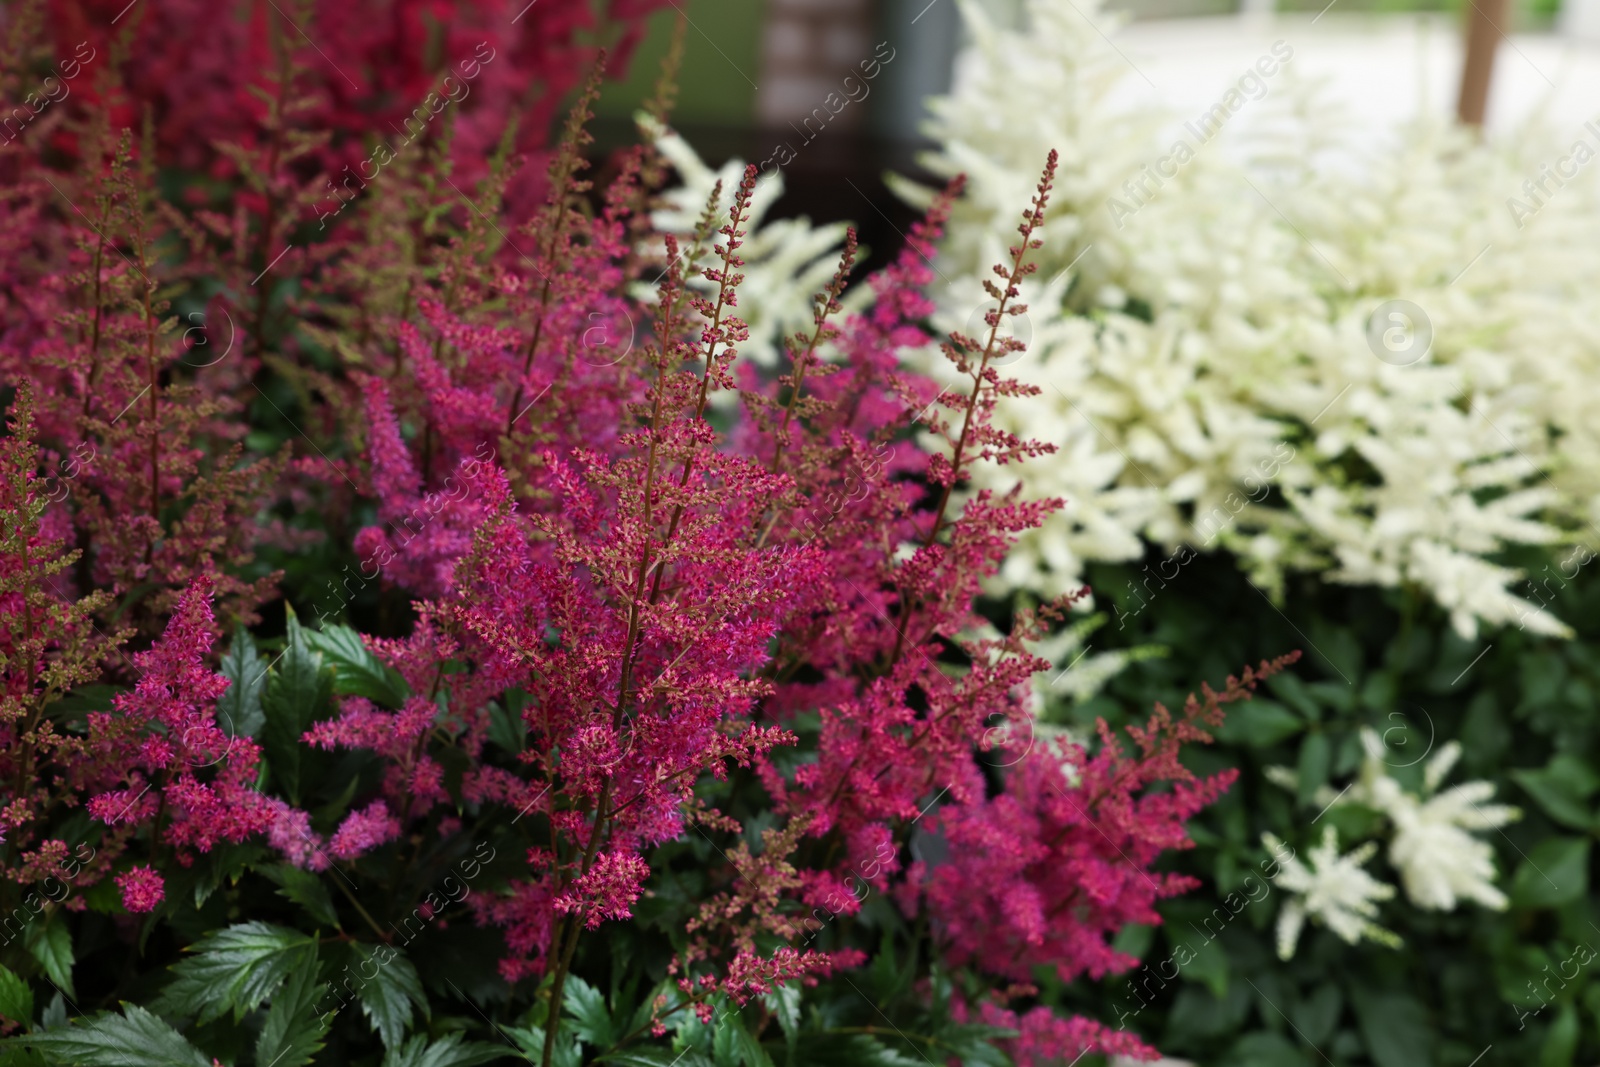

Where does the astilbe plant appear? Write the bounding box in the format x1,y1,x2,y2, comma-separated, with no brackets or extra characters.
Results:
291,113,1301,1062
0,386,326,922
40,0,664,180
0,112,280,637
0,42,1301,1064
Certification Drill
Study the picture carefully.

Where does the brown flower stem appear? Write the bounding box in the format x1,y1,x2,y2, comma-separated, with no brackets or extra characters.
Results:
884,207,1042,671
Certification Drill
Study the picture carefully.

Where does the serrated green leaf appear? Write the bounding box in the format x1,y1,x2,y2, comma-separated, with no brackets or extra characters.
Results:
302,623,411,707
350,942,429,1049
487,692,527,754
40,684,119,725
261,864,341,929
156,921,316,1025
23,921,73,1001
598,1049,714,1067
262,611,335,804
712,1011,739,1067
0,1042,48,1067
731,1021,774,1067
628,981,676,1044
217,625,267,740
254,942,329,1067
506,1025,583,1067
792,1034,921,1067
564,975,613,1047
935,1024,1014,1067
39,994,65,1031
0,965,33,1024
380,1032,505,1067
763,984,799,1049
8,1004,210,1067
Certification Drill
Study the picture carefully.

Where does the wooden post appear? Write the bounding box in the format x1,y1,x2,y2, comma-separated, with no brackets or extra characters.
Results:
1457,0,1509,125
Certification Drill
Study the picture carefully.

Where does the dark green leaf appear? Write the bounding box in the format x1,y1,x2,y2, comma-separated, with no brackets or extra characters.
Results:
564,975,613,1048
1215,700,1303,748
261,864,341,929
599,1049,713,1067
1172,928,1228,1000
1512,755,1600,832
935,1024,1013,1067
254,943,329,1067
1541,1003,1579,1067
763,984,799,1047
1350,988,1433,1067
380,1033,506,1067
0,1043,48,1067
1292,984,1342,1047
791,1034,922,1067
302,623,411,708
261,610,336,804
217,625,267,740
0,965,33,1025
1512,837,1590,909
712,1010,739,1067
488,690,528,753
9,1005,210,1067
39,994,65,1031
23,922,73,1001
350,942,429,1049
625,981,675,1046
40,685,118,726
731,1021,775,1067
1296,732,1331,809
1224,1030,1311,1067
1110,922,1154,959
156,921,316,1024
506,1025,581,1067
1267,672,1321,720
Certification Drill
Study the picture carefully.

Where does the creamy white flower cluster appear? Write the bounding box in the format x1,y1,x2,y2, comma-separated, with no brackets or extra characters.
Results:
901,0,1600,638
640,118,865,370
1262,826,1398,960
1262,728,1519,957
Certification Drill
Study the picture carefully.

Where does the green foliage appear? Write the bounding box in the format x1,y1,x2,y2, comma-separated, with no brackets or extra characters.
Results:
347,942,430,1049
218,625,268,740
154,922,318,1024
254,949,331,1067
21,924,73,1003
378,1033,504,1067
9,1005,211,1067
260,609,338,805
0,966,33,1026
1065,549,1600,1066
300,623,412,709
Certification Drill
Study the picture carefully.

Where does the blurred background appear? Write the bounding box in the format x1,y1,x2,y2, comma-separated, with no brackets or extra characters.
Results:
590,0,1600,272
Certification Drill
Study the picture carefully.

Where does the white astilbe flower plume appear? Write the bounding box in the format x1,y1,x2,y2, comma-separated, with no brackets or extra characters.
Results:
640,116,860,369
901,0,1600,638
1339,728,1521,911
1263,827,1398,960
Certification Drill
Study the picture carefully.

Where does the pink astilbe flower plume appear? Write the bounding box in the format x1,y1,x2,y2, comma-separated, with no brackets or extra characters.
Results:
83,576,318,865
114,865,164,913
